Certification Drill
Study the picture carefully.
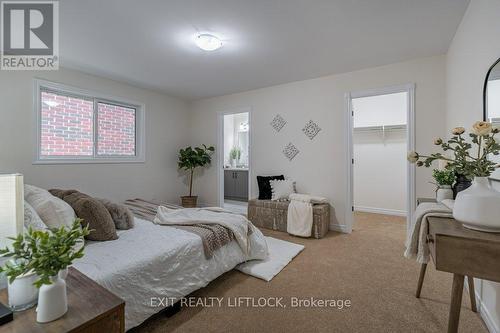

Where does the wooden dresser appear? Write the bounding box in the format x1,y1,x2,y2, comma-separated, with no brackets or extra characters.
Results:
0,267,125,333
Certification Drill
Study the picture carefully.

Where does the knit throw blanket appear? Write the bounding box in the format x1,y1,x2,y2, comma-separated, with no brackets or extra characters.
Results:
404,201,453,264
123,199,234,259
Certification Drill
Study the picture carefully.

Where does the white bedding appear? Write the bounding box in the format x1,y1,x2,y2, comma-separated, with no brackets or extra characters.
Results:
154,206,264,256
72,217,267,330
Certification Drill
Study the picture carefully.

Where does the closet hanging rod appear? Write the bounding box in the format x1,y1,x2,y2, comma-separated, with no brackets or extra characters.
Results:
353,124,407,132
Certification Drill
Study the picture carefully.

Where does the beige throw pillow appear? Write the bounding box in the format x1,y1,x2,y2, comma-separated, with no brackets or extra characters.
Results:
24,200,48,231
24,184,76,229
50,190,118,241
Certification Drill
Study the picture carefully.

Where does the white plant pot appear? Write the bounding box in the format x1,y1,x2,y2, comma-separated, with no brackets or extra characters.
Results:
453,177,500,232
36,273,67,323
436,186,453,203
58,267,68,280
8,271,38,311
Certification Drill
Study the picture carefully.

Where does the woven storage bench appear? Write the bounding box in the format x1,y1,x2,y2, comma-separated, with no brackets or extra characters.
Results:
247,199,330,239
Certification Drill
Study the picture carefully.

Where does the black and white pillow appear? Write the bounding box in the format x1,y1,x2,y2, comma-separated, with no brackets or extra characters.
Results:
257,175,285,200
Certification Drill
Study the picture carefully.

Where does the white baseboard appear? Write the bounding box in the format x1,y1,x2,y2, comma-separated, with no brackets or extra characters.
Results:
354,205,407,217
465,277,499,333
480,300,499,333
330,224,350,233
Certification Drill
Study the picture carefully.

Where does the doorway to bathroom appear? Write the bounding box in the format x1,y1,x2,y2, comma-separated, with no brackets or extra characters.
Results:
217,108,251,215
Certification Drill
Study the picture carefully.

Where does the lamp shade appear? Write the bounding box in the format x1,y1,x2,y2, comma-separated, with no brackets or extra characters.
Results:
0,174,24,248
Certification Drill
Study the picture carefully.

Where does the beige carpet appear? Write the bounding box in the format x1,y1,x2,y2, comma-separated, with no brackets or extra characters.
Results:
133,212,487,333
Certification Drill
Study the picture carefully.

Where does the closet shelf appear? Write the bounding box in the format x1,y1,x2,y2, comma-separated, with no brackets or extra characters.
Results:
353,124,407,133
489,117,500,124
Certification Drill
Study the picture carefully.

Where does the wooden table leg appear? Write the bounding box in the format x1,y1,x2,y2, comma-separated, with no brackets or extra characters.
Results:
467,276,477,313
416,263,427,298
448,273,464,333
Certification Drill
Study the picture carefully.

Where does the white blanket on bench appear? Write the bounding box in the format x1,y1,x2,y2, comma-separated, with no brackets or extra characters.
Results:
287,194,328,237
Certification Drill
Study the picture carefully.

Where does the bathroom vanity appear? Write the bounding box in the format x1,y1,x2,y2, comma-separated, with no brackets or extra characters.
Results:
224,168,248,201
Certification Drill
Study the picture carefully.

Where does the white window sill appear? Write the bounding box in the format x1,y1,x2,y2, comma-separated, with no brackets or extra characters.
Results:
33,158,145,165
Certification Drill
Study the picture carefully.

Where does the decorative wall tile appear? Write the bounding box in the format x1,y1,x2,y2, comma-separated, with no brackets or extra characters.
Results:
270,114,287,132
283,142,299,161
302,120,321,140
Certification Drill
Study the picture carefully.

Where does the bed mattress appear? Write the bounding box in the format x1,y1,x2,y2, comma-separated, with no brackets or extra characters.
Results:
72,217,266,330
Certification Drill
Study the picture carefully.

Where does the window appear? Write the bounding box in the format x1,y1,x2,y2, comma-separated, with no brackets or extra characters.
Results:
35,80,145,163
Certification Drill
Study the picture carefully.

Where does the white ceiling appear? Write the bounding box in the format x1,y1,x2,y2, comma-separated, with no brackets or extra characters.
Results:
60,0,469,100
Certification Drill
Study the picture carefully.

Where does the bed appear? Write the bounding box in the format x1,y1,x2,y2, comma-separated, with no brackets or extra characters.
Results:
72,216,267,330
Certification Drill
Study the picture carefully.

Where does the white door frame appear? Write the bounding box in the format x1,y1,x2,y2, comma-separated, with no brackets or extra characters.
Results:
345,83,416,233
217,107,253,207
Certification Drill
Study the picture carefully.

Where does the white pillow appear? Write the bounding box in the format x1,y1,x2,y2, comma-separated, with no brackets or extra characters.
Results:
24,200,48,231
270,179,295,201
24,184,76,229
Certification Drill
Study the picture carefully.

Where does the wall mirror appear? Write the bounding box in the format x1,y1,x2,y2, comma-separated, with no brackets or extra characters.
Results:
484,58,500,122
484,58,500,180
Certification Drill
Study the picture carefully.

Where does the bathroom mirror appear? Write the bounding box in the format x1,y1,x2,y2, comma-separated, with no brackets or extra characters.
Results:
484,58,500,122
484,58,500,181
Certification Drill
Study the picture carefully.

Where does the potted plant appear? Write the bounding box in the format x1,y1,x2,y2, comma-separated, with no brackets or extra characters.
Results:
0,257,38,311
431,169,455,203
0,220,89,322
408,121,500,232
178,145,215,207
229,147,241,167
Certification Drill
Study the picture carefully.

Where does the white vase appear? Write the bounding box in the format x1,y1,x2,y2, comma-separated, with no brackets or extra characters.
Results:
58,267,68,280
453,177,500,232
8,271,38,311
436,185,453,203
36,273,67,323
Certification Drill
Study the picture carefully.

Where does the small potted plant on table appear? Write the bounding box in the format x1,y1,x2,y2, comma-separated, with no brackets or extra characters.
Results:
178,145,215,208
431,169,455,203
0,220,89,322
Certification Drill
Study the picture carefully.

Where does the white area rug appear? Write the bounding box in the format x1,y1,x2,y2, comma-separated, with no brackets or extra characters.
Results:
236,237,304,281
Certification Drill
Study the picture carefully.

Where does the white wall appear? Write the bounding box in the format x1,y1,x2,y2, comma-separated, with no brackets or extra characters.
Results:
0,68,191,204
223,114,235,165
445,0,500,331
353,131,407,215
353,93,407,215
353,92,408,127
189,55,446,231
223,113,250,166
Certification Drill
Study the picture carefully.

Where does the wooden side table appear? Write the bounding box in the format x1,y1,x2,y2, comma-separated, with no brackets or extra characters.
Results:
417,216,500,333
0,267,125,333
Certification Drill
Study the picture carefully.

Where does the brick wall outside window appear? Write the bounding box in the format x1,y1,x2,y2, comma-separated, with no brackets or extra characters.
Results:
40,92,136,157
40,91,94,156
97,103,136,156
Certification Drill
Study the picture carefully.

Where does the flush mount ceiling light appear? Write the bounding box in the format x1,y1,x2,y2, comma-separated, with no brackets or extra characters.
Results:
195,34,223,51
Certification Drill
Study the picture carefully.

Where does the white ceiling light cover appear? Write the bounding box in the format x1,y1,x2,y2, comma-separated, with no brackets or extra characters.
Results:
195,34,223,51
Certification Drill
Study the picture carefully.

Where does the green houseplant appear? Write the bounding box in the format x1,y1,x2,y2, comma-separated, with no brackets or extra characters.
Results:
178,144,215,207
431,169,456,203
431,169,456,187
229,147,241,167
408,121,500,232
0,220,89,321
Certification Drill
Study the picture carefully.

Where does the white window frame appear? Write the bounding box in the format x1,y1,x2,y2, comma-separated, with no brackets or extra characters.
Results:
33,79,145,164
